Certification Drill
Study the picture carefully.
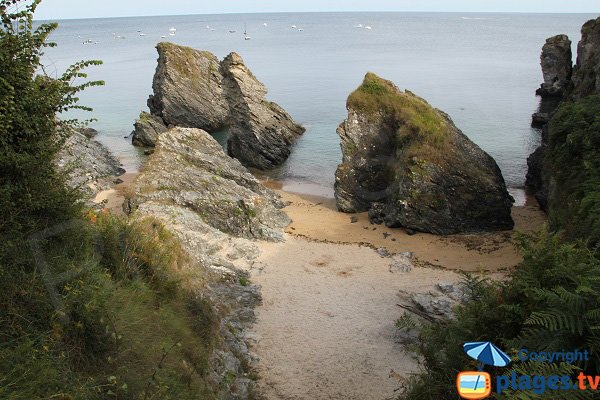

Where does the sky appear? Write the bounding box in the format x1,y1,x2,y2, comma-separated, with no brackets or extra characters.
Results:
34,0,599,20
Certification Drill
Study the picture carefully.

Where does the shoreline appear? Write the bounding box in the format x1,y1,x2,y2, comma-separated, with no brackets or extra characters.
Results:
101,171,547,273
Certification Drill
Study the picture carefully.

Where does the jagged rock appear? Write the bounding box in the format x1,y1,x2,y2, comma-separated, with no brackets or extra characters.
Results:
129,127,290,241
131,111,168,147
221,52,306,169
527,17,600,204
536,34,573,98
57,129,125,200
148,42,230,131
531,112,551,127
335,73,514,235
526,143,549,211
140,42,304,169
571,16,600,99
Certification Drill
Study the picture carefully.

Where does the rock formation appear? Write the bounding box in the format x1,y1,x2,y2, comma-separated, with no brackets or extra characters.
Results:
57,128,125,201
133,42,304,170
527,16,600,208
535,35,573,98
571,17,600,99
128,126,292,397
128,127,290,241
335,73,514,235
131,111,168,147
221,53,306,170
147,43,230,131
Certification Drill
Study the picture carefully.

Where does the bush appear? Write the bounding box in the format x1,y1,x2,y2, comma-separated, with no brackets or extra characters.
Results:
0,2,222,398
399,231,600,399
545,95,600,247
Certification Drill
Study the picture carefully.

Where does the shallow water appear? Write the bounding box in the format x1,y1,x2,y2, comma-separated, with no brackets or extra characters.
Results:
42,12,596,198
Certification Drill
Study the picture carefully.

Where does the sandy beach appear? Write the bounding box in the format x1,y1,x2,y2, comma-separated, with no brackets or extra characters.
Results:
98,176,546,399
247,188,546,399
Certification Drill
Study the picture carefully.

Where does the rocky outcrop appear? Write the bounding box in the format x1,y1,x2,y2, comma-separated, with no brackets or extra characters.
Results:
133,42,304,170
221,53,306,169
571,17,600,99
128,127,290,242
536,35,573,98
147,43,230,132
128,126,293,398
131,111,168,147
57,128,125,201
527,17,600,207
335,73,514,235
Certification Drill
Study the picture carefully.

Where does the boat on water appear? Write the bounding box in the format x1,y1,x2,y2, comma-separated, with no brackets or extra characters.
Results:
291,25,297,28
244,23,251,40
169,27,176,36
365,26,372,30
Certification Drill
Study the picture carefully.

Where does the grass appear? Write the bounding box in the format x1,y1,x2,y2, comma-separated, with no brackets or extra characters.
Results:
0,213,222,399
347,73,451,149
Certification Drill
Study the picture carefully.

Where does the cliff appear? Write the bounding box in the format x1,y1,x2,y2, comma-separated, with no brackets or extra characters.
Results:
528,16,600,208
335,73,514,235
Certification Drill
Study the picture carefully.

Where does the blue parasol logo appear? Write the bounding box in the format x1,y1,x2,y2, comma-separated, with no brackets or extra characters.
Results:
463,341,511,368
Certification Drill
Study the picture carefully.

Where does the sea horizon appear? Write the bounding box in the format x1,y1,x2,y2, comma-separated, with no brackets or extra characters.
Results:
41,11,598,201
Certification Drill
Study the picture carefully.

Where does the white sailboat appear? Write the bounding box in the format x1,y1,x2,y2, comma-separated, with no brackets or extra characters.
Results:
169,27,176,36
244,23,251,40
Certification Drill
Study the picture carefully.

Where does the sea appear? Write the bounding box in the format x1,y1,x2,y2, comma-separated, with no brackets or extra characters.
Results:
41,12,598,202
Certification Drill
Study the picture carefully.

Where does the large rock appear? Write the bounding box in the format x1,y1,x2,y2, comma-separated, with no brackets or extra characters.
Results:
131,111,168,147
221,53,306,169
128,127,290,241
127,126,289,398
147,42,230,131
334,73,514,235
536,34,573,98
57,128,125,200
527,17,600,205
137,43,304,169
571,16,600,99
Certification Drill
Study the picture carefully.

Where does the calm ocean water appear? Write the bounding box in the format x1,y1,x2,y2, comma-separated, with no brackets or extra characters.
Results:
42,12,597,199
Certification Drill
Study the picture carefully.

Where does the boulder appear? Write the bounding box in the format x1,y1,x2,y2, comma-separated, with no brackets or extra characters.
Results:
131,111,168,147
221,53,306,169
128,127,290,241
570,16,600,99
138,42,304,170
536,34,573,98
334,73,514,235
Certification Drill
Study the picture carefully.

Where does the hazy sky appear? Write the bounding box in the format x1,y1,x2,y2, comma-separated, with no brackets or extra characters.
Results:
35,0,599,20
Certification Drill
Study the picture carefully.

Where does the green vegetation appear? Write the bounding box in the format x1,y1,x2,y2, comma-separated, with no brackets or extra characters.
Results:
0,2,224,398
545,95,600,248
398,95,600,399
347,73,450,147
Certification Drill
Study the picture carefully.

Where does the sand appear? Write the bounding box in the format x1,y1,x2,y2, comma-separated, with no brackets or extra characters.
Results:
99,175,546,399
248,189,546,399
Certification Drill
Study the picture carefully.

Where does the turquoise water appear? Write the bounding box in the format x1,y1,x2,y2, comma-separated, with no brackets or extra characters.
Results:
42,12,597,197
